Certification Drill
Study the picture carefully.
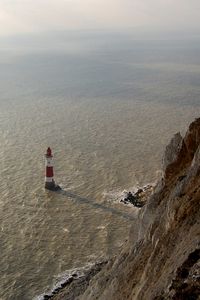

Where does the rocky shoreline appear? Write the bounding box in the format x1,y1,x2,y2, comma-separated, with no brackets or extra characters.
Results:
120,184,154,207
38,185,154,300
39,261,108,300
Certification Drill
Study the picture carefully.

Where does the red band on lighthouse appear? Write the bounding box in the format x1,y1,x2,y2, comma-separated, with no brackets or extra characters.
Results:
46,166,54,178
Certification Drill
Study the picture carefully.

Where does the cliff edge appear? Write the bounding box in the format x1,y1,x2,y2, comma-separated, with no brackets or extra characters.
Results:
80,118,200,300
51,118,200,300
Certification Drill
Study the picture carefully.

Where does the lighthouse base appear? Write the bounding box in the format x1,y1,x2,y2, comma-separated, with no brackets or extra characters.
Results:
45,180,61,191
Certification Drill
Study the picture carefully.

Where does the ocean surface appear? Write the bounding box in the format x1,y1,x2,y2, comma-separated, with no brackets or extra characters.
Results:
0,32,200,299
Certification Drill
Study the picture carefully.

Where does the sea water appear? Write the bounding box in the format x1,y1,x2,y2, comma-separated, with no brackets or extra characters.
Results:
0,32,200,299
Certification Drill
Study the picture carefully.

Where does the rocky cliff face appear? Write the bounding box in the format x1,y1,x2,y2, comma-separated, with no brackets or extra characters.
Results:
80,118,200,300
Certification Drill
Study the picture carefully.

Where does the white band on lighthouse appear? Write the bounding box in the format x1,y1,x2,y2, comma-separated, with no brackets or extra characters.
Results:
45,176,54,182
45,157,53,167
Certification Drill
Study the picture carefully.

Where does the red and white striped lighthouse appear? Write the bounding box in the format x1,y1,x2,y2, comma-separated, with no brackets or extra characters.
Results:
45,147,60,191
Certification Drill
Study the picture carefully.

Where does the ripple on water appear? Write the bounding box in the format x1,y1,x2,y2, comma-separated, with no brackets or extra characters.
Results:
0,56,200,299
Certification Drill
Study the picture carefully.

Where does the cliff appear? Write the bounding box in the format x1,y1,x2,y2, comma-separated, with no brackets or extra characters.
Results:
51,118,200,300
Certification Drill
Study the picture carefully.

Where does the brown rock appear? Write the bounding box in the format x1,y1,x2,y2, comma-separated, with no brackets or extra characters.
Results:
164,118,200,181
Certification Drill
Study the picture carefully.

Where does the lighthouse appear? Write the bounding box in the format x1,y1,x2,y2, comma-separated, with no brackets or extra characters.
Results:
45,147,60,191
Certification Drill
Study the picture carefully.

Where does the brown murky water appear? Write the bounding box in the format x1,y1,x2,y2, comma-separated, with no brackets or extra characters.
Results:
0,35,200,299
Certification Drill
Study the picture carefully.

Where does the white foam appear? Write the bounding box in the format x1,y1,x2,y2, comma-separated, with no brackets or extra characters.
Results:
102,182,157,204
97,225,106,230
33,261,101,300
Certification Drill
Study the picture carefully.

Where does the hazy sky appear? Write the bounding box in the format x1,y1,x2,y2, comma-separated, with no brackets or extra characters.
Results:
0,0,200,36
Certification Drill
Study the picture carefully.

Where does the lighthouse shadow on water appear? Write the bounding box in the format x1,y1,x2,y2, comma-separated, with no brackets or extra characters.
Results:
44,147,135,221
58,189,136,221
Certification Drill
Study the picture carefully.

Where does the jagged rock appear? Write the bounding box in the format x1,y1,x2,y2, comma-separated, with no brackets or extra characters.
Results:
49,261,108,300
43,295,51,300
121,191,143,207
121,186,153,208
164,118,200,181
135,188,143,195
163,132,183,171
184,118,200,159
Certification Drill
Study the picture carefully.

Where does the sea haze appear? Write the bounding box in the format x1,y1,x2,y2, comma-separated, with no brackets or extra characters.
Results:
0,31,200,300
